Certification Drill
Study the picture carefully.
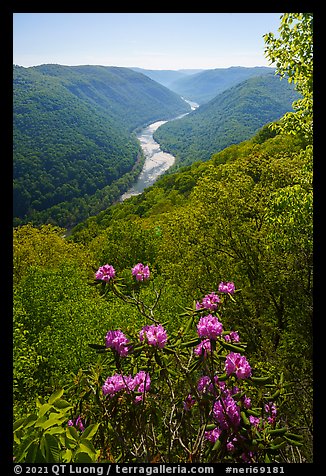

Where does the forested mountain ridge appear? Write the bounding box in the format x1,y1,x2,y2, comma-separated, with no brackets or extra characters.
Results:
154,73,300,167
13,64,190,227
131,67,204,89
166,66,275,104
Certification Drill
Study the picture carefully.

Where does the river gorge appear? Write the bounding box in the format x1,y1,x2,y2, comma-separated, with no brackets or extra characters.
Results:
120,99,198,201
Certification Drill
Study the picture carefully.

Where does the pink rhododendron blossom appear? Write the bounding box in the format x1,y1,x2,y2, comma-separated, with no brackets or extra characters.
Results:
95,264,116,282
249,415,262,428
132,370,151,393
194,339,212,357
197,314,223,340
204,427,222,443
242,396,251,409
213,396,241,430
227,436,238,452
197,375,219,394
132,263,150,281
102,371,150,402
183,394,196,411
223,331,240,343
67,416,84,431
225,352,252,379
105,330,130,357
196,292,220,311
139,324,168,348
265,402,277,425
218,281,235,294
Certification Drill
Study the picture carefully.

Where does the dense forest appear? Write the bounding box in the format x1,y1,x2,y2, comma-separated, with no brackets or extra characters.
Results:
13,13,313,465
154,73,300,167
13,64,190,228
161,66,275,104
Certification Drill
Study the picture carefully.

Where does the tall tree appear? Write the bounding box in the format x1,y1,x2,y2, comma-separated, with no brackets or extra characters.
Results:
264,13,313,142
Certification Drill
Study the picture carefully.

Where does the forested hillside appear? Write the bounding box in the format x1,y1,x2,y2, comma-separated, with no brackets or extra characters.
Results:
131,68,203,89
12,13,313,464
167,66,274,104
154,73,300,167
13,64,190,228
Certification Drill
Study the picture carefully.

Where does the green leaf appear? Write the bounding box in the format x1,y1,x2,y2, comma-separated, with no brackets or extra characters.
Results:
62,448,73,462
67,425,79,441
48,389,64,405
74,451,93,463
13,417,26,432
23,413,38,429
267,427,287,436
219,340,246,353
80,423,99,440
52,399,72,410
205,423,217,431
44,433,61,462
38,403,53,418
38,415,66,430
251,376,272,385
212,438,221,452
78,439,97,455
88,343,107,350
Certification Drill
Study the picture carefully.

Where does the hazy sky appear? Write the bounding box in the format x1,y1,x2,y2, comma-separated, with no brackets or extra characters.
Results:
13,13,282,70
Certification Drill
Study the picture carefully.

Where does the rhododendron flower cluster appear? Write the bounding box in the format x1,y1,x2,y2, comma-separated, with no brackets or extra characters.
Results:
139,324,168,348
197,314,223,339
225,352,252,379
213,395,241,429
132,263,150,281
197,375,219,394
102,371,151,403
194,338,212,358
95,264,116,282
105,330,130,357
218,281,235,294
196,292,220,311
224,331,240,343
204,427,222,443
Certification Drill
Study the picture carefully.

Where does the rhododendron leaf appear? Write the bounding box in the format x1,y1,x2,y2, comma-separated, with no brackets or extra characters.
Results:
181,338,201,348
88,343,106,350
267,427,287,436
162,346,176,354
206,423,217,431
212,438,221,452
251,376,272,384
240,411,250,426
219,341,246,353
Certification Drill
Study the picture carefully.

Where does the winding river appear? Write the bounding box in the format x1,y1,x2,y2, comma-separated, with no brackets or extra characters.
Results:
120,99,198,201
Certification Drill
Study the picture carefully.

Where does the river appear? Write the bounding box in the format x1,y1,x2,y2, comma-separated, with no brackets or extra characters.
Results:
120,99,198,201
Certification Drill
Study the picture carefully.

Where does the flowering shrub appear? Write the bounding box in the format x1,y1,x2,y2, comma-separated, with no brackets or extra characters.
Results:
84,264,304,462
13,262,304,463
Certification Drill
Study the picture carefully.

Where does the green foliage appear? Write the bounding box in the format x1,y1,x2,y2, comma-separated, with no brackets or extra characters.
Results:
13,389,99,463
264,13,313,142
